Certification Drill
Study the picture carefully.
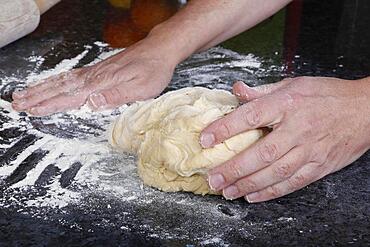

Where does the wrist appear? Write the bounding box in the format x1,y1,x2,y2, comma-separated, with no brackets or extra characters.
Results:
116,28,182,72
145,22,194,65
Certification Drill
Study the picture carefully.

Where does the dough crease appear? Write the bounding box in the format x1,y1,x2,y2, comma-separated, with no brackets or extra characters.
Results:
109,87,263,195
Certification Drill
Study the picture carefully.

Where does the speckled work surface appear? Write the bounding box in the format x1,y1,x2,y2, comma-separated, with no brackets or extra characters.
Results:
0,0,369,246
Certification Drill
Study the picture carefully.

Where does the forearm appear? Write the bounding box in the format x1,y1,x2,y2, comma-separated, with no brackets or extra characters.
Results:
197,0,292,51
359,77,370,129
145,0,291,65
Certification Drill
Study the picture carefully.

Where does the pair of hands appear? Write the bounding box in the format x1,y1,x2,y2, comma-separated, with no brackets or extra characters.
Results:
11,43,370,203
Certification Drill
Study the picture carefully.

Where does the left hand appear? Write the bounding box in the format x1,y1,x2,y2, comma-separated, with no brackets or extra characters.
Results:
11,38,177,116
200,76,370,202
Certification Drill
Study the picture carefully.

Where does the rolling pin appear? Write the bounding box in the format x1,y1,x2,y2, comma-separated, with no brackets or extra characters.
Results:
0,0,60,48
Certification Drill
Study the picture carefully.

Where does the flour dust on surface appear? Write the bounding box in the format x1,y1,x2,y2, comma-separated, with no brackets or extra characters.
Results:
0,42,297,245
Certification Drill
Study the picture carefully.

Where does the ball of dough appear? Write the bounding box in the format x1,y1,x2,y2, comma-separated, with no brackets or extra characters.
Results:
109,87,263,195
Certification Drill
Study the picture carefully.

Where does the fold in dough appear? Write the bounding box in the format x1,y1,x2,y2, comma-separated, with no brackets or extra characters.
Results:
109,87,263,195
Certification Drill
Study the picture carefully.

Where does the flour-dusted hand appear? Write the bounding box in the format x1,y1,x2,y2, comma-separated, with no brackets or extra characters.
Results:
11,0,293,116
200,77,370,202
12,40,177,116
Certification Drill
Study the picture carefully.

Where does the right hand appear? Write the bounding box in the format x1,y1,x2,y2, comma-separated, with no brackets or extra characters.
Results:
12,40,176,116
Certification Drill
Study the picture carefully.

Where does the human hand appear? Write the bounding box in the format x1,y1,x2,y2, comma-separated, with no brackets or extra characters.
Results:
200,77,370,202
12,40,177,116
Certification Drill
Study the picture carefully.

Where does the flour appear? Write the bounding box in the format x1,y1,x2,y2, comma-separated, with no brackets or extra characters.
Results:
200,237,230,247
0,42,129,209
26,47,90,84
0,42,288,243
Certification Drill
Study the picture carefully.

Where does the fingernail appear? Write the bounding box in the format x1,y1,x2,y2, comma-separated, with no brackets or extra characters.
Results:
89,93,107,109
13,90,27,98
239,85,248,98
200,133,215,148
208,174,225,191
223,185,239,200
245,192,259,203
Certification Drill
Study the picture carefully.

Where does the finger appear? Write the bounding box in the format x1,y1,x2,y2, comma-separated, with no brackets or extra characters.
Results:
12,70,83,100
12,83,76,111
233,78,295,103
222,145,307,200
87,78,158,110
208,125,297,191
28,90,89,116
12,71,85,111
200,89,295,148
19,63,139,114
12,79,55,100
245,162,323,203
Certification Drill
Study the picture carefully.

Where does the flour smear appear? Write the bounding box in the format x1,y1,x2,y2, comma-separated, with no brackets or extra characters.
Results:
0,42,287,244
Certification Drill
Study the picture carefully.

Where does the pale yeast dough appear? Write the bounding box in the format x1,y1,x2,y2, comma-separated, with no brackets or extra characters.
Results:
109,87,263,195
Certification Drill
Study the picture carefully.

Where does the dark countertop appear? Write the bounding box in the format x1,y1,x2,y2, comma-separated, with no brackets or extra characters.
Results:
0,0,369,246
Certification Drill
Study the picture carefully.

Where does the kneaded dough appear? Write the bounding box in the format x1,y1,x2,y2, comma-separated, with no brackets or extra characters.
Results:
109,87,263,195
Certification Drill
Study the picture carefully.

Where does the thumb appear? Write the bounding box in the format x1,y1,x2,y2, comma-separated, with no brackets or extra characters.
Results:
87,80,161,111
233,78,295,102
87,83,138,110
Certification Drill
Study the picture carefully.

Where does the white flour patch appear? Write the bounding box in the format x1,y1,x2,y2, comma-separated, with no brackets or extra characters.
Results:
200,237,230,247
0,42,128,210
94,41,109,47
26,47,91,84
0,42,286,243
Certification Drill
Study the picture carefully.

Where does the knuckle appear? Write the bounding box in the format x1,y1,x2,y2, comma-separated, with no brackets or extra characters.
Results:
273,162,294,180
301,128,314,140
112,73,121,84
266,185,282,198
85,69,102,86
281,77,294,83
294,76,318,90
56,79,67,89
240,102,262,127
111,67,129,82
295,76,309,84
215,122,232,143
237,178,258,193
284,92,304,108
310,149,328,164
226,159,244,180
326,150,340,166
234,80,245,89
233,81,247,93
105,87,123,104
288,174,307,189
257,142,279,163
313,160,327,171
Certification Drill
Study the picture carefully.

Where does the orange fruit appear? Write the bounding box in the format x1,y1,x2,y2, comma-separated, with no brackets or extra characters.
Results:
103,11,146,48
130,0,178,33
